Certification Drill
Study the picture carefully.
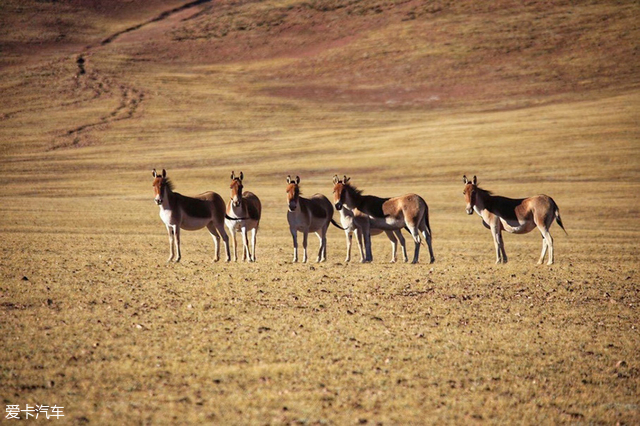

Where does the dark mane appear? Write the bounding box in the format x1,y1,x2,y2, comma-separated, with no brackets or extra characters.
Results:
476,186,492,196
477,186,524,221
345,183,363,197
163,177,175,192
345,183,388,217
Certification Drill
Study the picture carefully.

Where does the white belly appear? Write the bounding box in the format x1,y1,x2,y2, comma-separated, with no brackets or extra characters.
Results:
368,215,403,230
500,218,535,234
180,216,212,230
225,219,243,232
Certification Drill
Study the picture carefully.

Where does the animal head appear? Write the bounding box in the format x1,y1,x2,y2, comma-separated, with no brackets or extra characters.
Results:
286,175,301,212
332,174,351,210
152,168,170,205
462,175,478,215
230,171,244,207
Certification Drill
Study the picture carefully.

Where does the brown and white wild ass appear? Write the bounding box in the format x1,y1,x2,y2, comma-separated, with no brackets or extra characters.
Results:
333,176,435,264
225,171,262,262
462,175,567,265
286,175,339,263
333,176,408,263
152,169,230,262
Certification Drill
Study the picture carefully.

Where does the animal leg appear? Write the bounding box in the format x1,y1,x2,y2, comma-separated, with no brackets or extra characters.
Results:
407,226,421,264
166,225,175,262
217,223,231,262
420,229,435,264
322,227,328,262
499,233,507,263
384,230,398,263
361,223,373,262
209,223,224,262
355,229,366,263
250,228,257,262
491,228,502,264
290,228,298,263
316,229,327,262
228,226,237,262
211,229,221,262
395,230,408,263
302,230,309,263
492,228,506,264
322,227,329,262
173,227,181,263
540,228,554,265
241,227,250,262
537,234,548,265
411,240,420,264
345,231,352,263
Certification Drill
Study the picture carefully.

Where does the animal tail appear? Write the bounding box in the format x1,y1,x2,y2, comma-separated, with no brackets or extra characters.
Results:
418,202,433,246
553,200,568,236
408,200,433,246
330,219,345,231
424,206,433,238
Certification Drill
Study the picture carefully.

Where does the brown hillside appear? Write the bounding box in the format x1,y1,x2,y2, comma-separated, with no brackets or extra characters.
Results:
2,0,638,109
163,0,640,108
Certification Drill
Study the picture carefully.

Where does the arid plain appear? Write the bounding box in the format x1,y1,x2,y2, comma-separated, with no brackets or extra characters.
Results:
1,0,639,424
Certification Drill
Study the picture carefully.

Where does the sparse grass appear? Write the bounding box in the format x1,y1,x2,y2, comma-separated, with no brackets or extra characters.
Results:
1,0,639,424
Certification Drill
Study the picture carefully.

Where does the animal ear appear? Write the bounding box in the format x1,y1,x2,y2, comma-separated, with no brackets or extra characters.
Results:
472,175,477,185
239,171,243,181
333,175,339,184
463,175,468,184
295,176,300,185
231,171,235,180
344,175,350,183
153,169,157,178
286,175,291,184
162,169,166,178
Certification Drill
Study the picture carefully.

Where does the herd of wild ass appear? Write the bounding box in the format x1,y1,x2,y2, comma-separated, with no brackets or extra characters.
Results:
152,169,567,266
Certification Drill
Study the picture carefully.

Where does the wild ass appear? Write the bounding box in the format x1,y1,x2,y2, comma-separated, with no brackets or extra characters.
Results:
333,176,435,264
152,169,230,262
286,175,339,263
225,171,262,262
462,175,567,264
333,176,408,263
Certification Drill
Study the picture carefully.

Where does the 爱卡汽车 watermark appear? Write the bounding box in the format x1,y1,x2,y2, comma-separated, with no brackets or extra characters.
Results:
5,404,64,420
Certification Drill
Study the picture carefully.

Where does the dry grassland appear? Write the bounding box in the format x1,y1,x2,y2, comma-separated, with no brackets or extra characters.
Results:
1,0,639,424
